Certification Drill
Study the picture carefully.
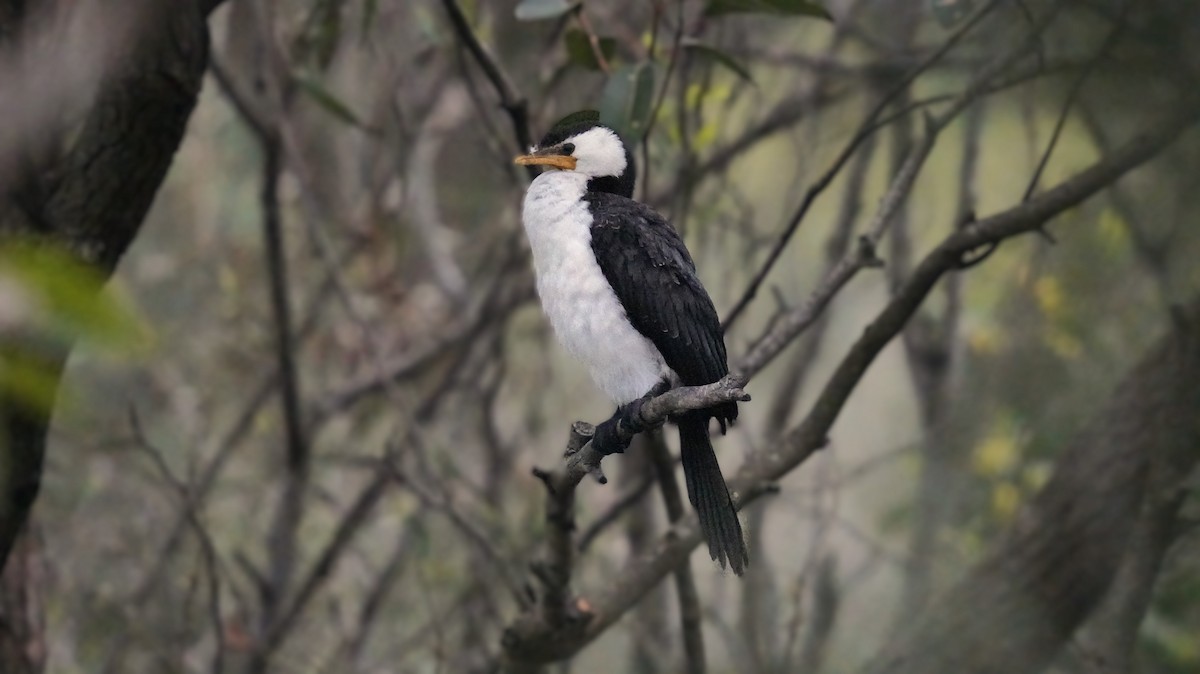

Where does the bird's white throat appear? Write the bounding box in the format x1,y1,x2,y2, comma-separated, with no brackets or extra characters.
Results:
521,171,666,404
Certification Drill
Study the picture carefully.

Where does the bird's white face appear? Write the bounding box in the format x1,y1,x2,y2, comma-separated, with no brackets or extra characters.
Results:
562,126,627,179
514,125,627,180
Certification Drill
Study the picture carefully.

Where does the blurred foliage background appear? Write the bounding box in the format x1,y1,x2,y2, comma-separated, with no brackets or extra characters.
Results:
1,0,1197,672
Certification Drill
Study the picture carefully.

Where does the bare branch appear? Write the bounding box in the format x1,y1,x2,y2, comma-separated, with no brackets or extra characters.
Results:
404,85,472,300
505,375,748,661
1022,5,1127,204
762,121,876,432
315,274,534,420
531,375,751,502
257,129,311,628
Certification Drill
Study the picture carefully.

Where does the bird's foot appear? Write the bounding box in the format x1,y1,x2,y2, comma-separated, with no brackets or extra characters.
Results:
619,394,661,435
593,394,664,455
592,417,628,456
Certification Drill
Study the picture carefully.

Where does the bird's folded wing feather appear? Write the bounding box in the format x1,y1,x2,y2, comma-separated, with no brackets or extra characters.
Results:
584,192,728,387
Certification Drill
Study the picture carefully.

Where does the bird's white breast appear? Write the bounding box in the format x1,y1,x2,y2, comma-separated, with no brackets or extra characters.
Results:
521,172,665,404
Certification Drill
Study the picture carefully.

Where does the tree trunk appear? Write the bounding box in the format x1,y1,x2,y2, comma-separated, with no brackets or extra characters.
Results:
0,0,211,572
864,298,1200,674
0,521,45,674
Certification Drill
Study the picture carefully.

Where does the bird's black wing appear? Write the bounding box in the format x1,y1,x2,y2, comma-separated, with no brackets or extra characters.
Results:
587,194,744,571
584,192,729,389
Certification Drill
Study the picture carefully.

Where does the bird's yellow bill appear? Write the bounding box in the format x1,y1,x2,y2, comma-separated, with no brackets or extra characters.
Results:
514,154,577,170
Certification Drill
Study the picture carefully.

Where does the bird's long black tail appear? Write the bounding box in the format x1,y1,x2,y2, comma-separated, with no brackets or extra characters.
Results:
678,413,747,575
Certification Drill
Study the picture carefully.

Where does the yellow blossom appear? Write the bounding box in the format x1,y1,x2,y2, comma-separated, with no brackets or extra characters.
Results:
972,431,1019,477
1034,276,1064,317
968,326,1004,355
991,482,1021,521
1045,328,1084,360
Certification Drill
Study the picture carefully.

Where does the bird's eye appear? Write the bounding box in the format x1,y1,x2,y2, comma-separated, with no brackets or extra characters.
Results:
561,143,575,155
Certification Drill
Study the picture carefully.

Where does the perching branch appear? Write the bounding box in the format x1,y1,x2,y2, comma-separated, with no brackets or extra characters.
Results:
508,375,748,659
536,375,749,492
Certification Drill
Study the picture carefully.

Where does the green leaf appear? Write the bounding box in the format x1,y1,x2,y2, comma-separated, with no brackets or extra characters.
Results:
0,348,60,414
564,29,616,71
515,0,577,21
599,62,657,143
682,40,755,84
705,0,831,20
0,243,142,348
293,73,371,131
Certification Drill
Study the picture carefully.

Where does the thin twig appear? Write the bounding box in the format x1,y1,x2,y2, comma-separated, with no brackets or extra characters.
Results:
127,409,227,674
574,6,612,74
257,130,311,642
391,456,526,604
763,124,874,432
577,471,660,553
892,97,982,625
1077,104,1176,307
647,430,706,674
257,462,392,660
796,556,838,673
98,273,339,674
639,0,687,201
720,0,1002,332
439,0,534,170
1022,5,1126,203
738,1,1063,376
327,518,416,670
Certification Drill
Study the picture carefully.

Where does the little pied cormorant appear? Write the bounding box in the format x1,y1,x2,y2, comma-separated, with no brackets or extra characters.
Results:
515,119,748,575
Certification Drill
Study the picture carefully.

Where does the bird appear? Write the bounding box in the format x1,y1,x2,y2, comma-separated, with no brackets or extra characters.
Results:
514,116,748,575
